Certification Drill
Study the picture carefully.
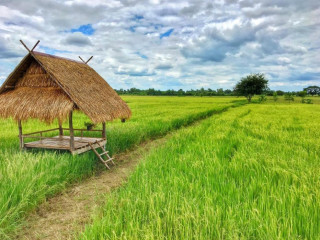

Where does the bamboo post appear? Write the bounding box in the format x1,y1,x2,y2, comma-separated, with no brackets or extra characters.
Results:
69,111,75,151
102,122,106,139
59,122,63,137
18,120,24,149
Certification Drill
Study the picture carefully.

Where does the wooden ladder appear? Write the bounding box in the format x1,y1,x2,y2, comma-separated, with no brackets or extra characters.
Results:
89,141,115,169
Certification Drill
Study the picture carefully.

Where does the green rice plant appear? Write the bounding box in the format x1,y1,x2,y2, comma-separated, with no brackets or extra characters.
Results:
0,96,245,238
80,103,320,240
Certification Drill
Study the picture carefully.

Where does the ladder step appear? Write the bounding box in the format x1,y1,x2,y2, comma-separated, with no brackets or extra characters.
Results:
99,151,109,156
89,142,115,169
104,158,114,163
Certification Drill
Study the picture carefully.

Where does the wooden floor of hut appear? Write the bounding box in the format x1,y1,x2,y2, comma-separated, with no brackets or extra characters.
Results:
24,136,107,155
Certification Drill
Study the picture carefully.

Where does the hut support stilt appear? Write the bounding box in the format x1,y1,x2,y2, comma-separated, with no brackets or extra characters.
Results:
69,111,75,151
18,120,24,150
59,122,63,137
102,122,106,139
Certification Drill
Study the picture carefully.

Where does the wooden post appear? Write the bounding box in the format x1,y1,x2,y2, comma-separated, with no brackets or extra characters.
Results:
102,122,106,139
69,111,75,151
59,122,63,137
18,120,24,149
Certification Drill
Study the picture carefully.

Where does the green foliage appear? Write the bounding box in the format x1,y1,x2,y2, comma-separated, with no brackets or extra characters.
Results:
234,73,269,102
276,90,285,96
297,91,307,98
258,94,267,103
273,91,278,102
302,98,313,104
284,93,294,102
303,86,320,96
84,122,95,129
81,104,320,239
115,87,234,96
0,96,245,238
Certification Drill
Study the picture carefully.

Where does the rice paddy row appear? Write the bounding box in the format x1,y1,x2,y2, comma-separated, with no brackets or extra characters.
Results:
80,103,320,239
0,96,245,238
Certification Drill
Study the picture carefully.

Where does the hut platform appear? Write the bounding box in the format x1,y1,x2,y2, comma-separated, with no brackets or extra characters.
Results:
24,136,107,155
22,128,107,155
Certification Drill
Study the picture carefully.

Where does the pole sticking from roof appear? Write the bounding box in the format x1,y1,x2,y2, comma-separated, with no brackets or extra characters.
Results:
30,40,40,52
20,40,40,53
20,40,31,52
86,56,93,64
79,56,86,63
79,56,93,64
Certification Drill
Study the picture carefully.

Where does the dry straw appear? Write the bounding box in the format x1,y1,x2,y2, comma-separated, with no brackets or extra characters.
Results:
0,52,131,124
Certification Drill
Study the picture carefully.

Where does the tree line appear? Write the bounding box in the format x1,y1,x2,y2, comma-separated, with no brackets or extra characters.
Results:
115,85,319,97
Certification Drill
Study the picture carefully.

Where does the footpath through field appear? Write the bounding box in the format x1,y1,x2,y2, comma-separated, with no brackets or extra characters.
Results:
17,136,168,240
15,101,245,240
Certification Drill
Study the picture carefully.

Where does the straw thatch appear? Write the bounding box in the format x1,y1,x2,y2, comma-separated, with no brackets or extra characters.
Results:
0,51,131,123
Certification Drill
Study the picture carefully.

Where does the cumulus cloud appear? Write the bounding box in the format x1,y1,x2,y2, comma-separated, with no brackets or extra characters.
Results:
62,32,92,46
0,0,319,91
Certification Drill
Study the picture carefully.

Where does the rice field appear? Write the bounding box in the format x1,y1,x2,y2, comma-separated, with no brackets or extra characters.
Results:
0,96,244,238
80,102,320,239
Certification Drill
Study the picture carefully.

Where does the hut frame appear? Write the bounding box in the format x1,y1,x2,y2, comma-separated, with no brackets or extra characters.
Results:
0,40,131,158
18,113,107,155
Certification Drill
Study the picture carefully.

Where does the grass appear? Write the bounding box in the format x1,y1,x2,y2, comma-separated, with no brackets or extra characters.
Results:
0,96,244,238
80,102,320,239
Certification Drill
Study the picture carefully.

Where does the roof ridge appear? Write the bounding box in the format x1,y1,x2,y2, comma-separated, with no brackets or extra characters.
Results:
33,51,85,64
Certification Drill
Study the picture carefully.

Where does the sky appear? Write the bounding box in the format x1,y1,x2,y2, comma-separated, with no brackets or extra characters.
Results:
0,0,319,91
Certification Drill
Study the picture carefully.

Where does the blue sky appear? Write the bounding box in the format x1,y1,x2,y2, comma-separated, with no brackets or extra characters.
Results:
0,0,319,91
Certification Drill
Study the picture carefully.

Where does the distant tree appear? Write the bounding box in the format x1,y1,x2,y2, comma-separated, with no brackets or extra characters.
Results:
297,91,307,98
234,73,269,102
276,90,285,96
224,89,232,95
266,90,274,96
273,91,278,102
258,94,267,103
217,88,224,96
303,86,320,96
177,89,185,96
284,93,294,103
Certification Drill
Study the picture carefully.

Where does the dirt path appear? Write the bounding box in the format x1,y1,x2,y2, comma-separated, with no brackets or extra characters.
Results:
16,136,168,240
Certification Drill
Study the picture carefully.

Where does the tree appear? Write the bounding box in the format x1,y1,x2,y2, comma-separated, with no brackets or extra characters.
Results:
284,92,294,103
276,90,285,96
273,91,278,102
297,91,307,98
234,73,269,102
303,86,320,96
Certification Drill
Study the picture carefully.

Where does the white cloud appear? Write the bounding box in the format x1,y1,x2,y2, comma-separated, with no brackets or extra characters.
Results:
0,0,319,91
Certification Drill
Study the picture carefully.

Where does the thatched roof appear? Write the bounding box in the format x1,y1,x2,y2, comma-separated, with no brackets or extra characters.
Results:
0,51,131,124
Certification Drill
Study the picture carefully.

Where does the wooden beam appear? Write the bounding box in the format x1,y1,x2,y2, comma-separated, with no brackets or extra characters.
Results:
102,122,106,139
86,56,93,64
30,40,40,52
78,56,86,63
69,111,75,151
20,40,31,52
22,128,59,136
18,120,24,150
59,122,63,137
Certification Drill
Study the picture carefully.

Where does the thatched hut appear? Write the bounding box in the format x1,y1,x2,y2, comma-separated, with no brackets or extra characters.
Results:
0,41,131,159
